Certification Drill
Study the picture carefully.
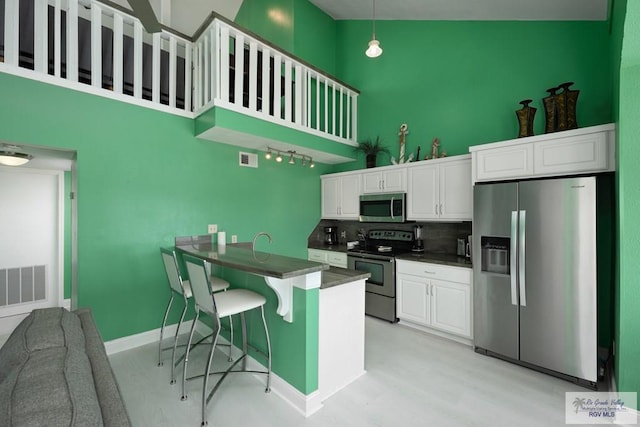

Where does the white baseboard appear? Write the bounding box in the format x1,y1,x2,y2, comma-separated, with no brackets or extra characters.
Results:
104,320,323,417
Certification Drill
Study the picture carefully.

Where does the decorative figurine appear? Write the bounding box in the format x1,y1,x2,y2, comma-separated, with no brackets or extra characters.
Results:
516,99,536,138
542,87,558,133
555,82,579,131
424,138,446,160
391,123,413,164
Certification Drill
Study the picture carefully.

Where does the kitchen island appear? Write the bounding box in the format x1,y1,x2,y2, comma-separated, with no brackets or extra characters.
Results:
175,241,370,415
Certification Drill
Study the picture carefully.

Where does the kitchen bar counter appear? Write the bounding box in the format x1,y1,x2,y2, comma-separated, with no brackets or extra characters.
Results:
178,242,328,279
321,267,370,289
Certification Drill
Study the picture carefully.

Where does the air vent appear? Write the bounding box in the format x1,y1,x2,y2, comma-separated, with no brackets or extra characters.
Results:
239,152,258,168
0,265,47,307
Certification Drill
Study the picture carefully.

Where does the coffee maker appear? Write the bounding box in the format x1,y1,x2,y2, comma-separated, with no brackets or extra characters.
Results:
324,226,338,246
412,225,424,253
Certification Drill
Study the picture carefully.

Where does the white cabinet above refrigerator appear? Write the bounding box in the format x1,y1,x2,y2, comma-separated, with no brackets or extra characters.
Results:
469,123,615,183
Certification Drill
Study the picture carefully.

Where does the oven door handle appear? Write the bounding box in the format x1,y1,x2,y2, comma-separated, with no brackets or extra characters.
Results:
390,196,395,220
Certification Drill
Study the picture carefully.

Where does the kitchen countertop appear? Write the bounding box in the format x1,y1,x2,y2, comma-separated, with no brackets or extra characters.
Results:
308,243,472,269
177,243,329,279
321,266,370,289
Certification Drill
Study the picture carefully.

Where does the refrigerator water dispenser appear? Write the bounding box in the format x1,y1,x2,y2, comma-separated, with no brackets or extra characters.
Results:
480,236,510,275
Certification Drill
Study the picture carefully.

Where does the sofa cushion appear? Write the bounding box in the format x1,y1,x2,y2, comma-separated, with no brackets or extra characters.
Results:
0,308,107,426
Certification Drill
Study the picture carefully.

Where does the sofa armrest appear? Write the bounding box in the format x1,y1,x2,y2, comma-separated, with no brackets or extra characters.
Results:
75,308,131,427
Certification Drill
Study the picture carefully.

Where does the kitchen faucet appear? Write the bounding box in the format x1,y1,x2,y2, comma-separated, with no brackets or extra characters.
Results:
252,232,272,262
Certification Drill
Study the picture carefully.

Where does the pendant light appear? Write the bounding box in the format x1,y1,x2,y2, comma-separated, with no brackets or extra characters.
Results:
365,0,382,58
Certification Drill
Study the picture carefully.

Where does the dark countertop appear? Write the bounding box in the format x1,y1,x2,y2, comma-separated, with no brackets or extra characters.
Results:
395,252,472,269
308,243,472,269
177,243,329,279
321,267,371,289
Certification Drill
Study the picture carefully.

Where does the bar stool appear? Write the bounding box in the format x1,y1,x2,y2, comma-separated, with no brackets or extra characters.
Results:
158,248,233,385
182,254,271,427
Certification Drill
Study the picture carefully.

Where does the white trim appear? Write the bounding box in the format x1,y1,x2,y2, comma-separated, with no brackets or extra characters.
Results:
0,63,194,119
105,319,324,417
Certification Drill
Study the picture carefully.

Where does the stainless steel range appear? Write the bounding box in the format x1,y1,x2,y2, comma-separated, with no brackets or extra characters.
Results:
347,230,414,322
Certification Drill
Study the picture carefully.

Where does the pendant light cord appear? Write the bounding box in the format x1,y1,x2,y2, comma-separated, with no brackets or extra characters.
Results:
372,0,377,39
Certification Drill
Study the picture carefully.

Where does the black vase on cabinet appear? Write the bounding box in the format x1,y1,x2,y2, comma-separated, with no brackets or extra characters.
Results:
516,99,536,138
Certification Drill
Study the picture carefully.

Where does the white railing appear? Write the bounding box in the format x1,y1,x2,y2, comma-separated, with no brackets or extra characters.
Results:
188,19,358,145
0,0,358,144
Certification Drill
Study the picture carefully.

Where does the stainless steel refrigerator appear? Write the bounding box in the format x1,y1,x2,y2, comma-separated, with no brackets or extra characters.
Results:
473,175,606,387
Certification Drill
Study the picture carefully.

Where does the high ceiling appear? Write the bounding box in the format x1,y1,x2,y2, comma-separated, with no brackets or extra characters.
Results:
309,0,610,21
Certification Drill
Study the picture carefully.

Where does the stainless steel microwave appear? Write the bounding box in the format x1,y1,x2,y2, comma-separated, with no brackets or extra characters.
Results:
359,193,406,223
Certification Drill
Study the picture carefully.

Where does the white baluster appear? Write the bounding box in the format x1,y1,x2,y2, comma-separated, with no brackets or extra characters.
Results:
210,26,217,102
184,42,192,111
54,0,62,77
194,42,201,109
220,26,230,103
315,73,320,131
346,91,352,141
284,59,292,121
294,64,303,124
261,48,270,115
234,33,245,106
339,86,344,138
203,32,210,105
169,37,177,108
332,84,337,135
4,0,19,66
67,0,79,82
34,0,48,74
273,54,282,118
113,13,123,94
152,33,161,102
324,78,328,132
133,21,143,99
249,41,258,111
91,3,102,88
352,95,358,142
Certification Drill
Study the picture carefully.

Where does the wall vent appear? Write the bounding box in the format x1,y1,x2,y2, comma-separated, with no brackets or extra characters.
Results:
239,152,258,168
0,265,47,307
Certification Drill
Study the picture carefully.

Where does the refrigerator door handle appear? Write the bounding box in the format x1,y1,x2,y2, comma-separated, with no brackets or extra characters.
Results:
510,211,518,306
519,210,527,307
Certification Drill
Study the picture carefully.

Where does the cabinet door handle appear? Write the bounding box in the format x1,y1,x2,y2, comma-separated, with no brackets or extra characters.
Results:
435,204,438,214
424,270,436,275
382,180,385,189
440,204,443,215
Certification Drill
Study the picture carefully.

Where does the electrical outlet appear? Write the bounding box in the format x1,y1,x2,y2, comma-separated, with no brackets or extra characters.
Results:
207,224,218,234
340,231,346,238
231,235,238,243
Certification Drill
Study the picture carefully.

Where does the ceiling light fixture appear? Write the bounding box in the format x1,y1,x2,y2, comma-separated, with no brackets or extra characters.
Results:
365,0,382,58
0,150,33,166
265,147,316,169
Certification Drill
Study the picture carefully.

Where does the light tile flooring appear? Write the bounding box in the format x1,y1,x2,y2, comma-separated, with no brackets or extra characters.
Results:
108,317,625,427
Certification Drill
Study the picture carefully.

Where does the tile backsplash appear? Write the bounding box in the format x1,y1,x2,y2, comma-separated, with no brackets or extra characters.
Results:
308,219,472,255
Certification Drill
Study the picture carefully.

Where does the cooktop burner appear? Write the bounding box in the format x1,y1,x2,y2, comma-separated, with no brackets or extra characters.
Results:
347,229,415,257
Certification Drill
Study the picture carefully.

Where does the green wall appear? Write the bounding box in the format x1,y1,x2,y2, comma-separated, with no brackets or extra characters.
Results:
617,0,640,400
0,72,324,393
332,20,614,172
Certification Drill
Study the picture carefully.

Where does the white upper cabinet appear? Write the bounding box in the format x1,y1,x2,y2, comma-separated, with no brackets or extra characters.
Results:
406,155,472,221
470,123,615,183
321,173,361,219
361,167,406,194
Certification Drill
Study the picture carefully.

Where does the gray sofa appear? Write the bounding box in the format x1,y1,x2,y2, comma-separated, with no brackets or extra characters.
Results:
0,307,131,426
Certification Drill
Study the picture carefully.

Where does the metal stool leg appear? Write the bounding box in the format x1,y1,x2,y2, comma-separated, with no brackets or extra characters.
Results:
227,315,234,361
170,300,188,384
158,295,174,366
260,306,272,392
201,321,220,427
181,309,199,401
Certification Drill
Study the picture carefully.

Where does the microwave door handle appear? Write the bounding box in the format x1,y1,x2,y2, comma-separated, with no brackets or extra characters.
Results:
510,211,518,306
390,196,394,219
518,210,526,307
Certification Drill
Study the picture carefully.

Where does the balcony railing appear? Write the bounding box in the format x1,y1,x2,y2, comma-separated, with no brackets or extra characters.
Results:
0,0,359,145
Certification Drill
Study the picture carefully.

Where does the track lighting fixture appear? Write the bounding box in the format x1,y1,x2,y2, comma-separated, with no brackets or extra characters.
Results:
264,146,315,169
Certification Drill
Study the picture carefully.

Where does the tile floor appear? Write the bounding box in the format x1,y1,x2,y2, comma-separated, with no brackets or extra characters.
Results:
108,317,627,427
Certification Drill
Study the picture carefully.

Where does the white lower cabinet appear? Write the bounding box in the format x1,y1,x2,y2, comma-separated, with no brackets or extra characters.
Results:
308,249,348,269
396,259,472,341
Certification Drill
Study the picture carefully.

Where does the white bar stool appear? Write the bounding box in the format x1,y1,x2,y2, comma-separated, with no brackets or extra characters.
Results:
182,254,272,427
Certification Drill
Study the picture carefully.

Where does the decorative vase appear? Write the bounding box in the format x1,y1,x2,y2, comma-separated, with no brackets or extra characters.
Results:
542,86,558,133
516,99,536,138
555,82,579,131
366,154,377,168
